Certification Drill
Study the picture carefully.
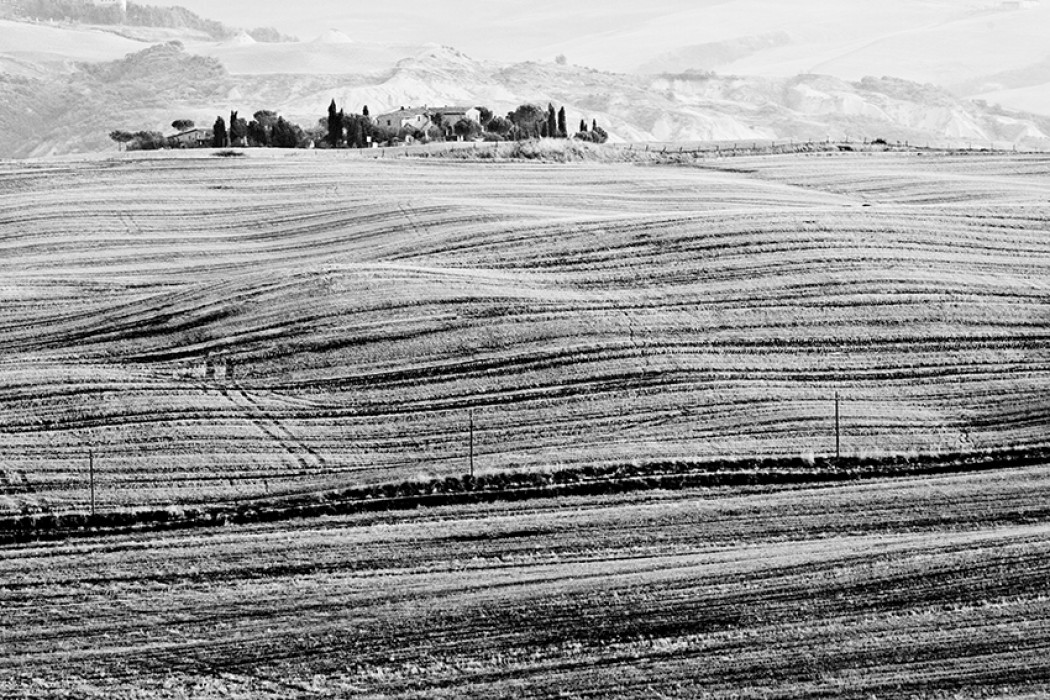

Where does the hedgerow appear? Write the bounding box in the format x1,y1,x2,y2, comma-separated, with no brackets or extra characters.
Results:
1,446,1047,544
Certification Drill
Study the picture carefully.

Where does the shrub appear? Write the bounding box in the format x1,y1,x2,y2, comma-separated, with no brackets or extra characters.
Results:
453,118,482,141
58,512,88,530
32,513,57,530
396,481,421,498
507,139,597,162
128,131,167,151
575,127,608,144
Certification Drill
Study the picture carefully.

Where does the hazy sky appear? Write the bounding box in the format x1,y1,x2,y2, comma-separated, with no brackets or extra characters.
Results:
138,0,710,62
133,0,1050,82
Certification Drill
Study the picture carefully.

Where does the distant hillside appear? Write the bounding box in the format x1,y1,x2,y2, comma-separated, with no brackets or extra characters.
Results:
3,0,230,38
538,0,1050,118
1,28,1049,158
0,0,295,43
0,17,147,75
301,49,1050,148
0,41,233,158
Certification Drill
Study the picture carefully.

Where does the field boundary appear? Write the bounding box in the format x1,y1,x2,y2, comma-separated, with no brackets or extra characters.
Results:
329,138,1037,163
2,446,1048,544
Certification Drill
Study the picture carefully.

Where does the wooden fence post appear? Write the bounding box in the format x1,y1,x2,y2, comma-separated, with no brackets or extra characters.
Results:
468,410,475,478
835,393,841,463
89,449,95,517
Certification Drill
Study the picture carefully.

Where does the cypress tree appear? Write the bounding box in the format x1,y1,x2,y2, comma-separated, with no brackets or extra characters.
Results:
592,119,599,132
362,105,370,118
557,107,567,138
212,116,227,148
546,103,557,139
579,118,587,133
228,111,247,146
327,99,341,147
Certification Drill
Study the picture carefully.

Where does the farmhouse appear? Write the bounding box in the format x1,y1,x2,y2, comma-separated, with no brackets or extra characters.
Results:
168,128,212,148
374,107,432,132
431,106,482,125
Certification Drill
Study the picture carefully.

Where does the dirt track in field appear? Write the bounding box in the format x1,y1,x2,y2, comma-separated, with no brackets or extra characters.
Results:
3,467,1050,698
1,151,1049,510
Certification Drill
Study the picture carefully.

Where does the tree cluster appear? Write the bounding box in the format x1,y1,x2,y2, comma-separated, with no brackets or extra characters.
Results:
575,118,609,144
244,110,305,148
207,109,307,148
322,100,379,148
108,129,166,151
320,99,608,147
109,100,609,152
111,107,310,151
500,102,605,142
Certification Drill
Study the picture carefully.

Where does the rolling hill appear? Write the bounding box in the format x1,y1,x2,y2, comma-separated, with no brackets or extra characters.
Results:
4,6,1050,696
0,17,147,76
1,149,1048,513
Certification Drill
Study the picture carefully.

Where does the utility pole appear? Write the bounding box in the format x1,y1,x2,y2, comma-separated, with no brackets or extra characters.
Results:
835,393,841,463
88,449,95,517
468,409,475,478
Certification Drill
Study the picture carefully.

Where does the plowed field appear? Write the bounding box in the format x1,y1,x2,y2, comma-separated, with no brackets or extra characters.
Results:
1,151,1049,511
3,468,1050,698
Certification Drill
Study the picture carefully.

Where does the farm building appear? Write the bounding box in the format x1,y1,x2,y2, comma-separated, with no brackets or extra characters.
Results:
432,106,482,125
168,128,213,148
373,106,482,137
374,108,433,132
431,106,483,139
